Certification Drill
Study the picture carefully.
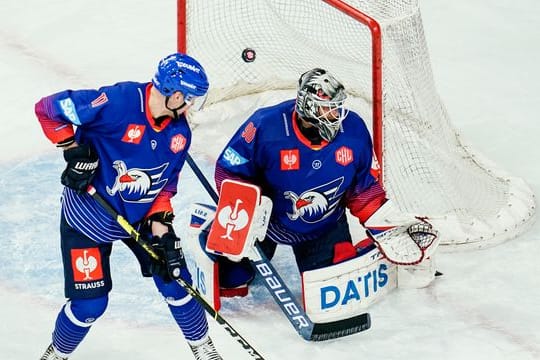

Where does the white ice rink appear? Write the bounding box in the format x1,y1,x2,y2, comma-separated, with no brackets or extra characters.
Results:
0,1,538,359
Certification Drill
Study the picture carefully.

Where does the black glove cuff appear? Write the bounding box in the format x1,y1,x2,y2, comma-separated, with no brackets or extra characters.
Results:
56,136,75,148
147,211,175,232
63,144,98,163
148,211,175,224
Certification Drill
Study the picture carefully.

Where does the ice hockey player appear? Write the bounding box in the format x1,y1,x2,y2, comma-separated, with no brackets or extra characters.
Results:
192,68,439,319
35,53,222,360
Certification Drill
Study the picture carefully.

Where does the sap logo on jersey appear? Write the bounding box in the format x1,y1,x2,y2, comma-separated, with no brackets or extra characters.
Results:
320,263,389,309
58,97,81,125
223,147,248,166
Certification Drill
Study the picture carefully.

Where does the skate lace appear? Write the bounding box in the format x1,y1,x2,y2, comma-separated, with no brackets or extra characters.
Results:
190,338,223,360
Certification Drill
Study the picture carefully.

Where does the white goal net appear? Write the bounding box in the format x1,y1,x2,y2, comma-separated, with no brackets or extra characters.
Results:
178,0,535,249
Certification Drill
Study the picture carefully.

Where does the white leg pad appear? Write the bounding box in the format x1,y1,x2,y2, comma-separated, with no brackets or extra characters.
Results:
302,247,397,323
183,203,221,310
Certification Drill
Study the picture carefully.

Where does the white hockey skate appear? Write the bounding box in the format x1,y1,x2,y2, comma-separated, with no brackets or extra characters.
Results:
40,344,68,360
189,336,223,360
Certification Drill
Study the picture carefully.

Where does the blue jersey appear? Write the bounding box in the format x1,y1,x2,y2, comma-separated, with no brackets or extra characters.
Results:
215,99,380,245
38,82,191,243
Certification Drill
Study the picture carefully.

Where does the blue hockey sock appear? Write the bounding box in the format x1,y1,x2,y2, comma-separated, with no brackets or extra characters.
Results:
52,305,91,355
168,297,209,342
154,274,209,342
51,296,107,355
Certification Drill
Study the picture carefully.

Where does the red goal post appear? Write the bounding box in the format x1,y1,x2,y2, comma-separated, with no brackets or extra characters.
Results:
176,0,535,249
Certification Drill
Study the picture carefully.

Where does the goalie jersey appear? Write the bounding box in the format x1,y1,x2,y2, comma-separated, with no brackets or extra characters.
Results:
215,99,386,246
35,82,191,243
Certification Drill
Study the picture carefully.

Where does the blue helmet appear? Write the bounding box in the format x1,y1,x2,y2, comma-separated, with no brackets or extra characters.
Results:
152,53,209,98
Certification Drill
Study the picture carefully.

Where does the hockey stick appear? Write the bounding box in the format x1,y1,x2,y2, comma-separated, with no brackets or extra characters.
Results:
186,153,371,341
86,186,265,360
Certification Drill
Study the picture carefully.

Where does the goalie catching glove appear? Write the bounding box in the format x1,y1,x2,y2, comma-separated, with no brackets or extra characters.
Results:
364,200,439,266
150,232,188,282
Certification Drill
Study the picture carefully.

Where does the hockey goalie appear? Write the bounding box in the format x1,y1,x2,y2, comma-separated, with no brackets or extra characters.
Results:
183,68,439,323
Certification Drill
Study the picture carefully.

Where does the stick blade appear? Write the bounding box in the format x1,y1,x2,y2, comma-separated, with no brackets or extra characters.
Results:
309,313,371,341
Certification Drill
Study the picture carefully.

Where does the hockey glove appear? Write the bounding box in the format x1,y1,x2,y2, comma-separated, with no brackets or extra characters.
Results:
367,219,439,265
61,144,99,193
407,220,438,253
150,232,188,282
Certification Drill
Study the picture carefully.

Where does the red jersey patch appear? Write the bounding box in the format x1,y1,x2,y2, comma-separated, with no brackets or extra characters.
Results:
71,248,104,282
90,92,108,108
335,146,353,166
121,124,145,144
280,149,300,170
241,122,257,143
170,134,187,153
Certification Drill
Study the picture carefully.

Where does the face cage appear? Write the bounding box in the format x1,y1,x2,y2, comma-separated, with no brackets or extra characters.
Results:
308,98,349,141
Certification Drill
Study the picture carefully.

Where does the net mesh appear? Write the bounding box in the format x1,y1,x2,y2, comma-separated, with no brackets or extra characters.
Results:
181,0,535,249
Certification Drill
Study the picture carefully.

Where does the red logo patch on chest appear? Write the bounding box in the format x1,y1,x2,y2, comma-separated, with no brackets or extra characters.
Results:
335,146,353,166
280,149,300,170
121,124,146,144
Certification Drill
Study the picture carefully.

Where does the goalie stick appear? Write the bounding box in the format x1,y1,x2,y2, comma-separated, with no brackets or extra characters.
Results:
186,154,371,341
86,186,265,360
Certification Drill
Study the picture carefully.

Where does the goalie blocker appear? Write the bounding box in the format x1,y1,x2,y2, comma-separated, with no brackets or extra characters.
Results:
183,179,272,310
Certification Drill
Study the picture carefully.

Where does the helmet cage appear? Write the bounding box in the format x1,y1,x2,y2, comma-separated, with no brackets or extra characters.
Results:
304,94,349,142
297,72,349,142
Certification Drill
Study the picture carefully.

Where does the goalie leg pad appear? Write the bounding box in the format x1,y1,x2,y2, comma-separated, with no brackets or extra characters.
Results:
183,203,221,310
302,247,397,323
186,203,256,301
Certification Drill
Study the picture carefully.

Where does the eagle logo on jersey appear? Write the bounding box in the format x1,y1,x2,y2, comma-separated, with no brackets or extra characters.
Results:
106,160,169,203
284,177,344,223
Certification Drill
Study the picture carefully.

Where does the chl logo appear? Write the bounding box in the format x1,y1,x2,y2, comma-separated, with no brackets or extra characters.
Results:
71,248,103,282
170,134,187,153
335,146,353,166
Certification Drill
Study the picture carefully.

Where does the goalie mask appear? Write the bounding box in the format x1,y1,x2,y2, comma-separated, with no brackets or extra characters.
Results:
295,68,349,142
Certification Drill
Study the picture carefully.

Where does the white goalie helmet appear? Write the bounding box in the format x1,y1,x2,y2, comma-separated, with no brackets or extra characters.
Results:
295,68,349,142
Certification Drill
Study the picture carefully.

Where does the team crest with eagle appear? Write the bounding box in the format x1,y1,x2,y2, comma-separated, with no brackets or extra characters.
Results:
284,177,344,223
106,160,169,203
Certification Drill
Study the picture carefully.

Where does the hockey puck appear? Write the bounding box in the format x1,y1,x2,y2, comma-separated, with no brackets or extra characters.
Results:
242,48,256,63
